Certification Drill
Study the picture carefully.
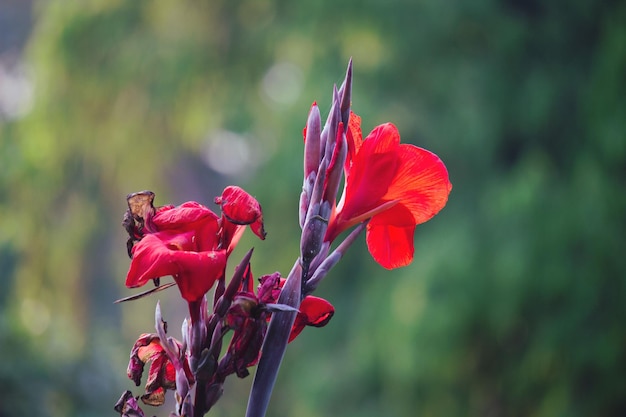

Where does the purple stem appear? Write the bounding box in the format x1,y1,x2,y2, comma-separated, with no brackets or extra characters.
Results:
245,260,302,417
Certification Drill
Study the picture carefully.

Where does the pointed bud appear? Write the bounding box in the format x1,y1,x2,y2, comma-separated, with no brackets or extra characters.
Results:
338,58,353,127
322,86,342,163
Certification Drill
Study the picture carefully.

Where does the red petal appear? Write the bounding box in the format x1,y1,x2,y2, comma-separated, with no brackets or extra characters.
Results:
383,144,452,225
366,204,416,269
218,186,264,226
345,111,363,166
170,250,227,302
342,123,401,212
126,234,182,288
217,186,266,245
300,296,334,327
126,234,227,302
327,123,401,241
153,202,218,230
249,218,266,241
288,296,334,342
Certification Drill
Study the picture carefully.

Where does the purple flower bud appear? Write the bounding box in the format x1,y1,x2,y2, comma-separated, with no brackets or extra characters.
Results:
299,199,328,259
322,87,342,164
303,102,321,177
300,212,328,268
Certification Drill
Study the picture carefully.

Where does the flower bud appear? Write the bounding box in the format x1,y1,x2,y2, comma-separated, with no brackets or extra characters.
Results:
322,87,342,163
303,102,321,178
300,212,328,268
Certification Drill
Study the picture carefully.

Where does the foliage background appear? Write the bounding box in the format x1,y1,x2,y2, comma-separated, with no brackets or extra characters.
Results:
0,0,625,416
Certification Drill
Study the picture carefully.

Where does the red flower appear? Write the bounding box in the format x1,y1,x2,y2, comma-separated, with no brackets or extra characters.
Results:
325,112,452,269
124,187,265,303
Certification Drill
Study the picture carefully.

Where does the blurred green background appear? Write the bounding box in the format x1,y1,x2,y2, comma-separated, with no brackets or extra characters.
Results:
1,0,625,416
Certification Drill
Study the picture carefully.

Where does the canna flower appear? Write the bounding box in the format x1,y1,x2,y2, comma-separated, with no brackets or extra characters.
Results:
123,187,265,303
325,112,452,269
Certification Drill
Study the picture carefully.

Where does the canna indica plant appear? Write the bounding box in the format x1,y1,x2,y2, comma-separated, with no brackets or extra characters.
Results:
114,60,451,417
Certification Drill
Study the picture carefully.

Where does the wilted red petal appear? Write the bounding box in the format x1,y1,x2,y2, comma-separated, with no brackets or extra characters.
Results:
383,144,452,225
114,390,146,417
127,333,186,406
145,354,175,395
288,296,334,342
141,387,166,407
137,338,165,363
366,204,416,269
128,334,160,386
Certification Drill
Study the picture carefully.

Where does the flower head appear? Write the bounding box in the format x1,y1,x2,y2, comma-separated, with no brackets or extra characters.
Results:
325,112,452,269
123,187,265,302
